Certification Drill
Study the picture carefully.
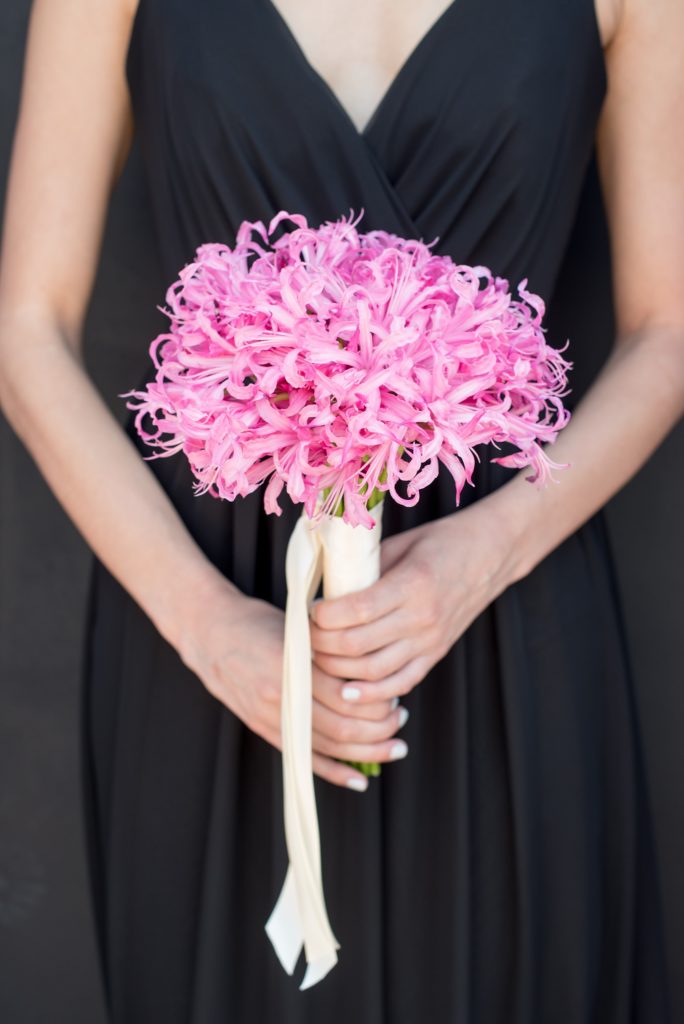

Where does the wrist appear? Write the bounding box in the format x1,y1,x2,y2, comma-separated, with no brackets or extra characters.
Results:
148,556,247,661
476,474,546,585
432,491,521,605
451,484,535,591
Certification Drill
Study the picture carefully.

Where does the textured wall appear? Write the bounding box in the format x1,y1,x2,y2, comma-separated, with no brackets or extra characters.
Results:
1,3,682,1021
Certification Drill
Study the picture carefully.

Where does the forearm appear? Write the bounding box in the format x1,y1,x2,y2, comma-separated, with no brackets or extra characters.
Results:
480,323,684,582
0,309,244,648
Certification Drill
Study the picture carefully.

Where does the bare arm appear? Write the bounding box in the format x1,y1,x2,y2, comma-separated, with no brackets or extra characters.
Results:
309,0,684,702
0,0,405,789
0,0,239,647
484,0,684,580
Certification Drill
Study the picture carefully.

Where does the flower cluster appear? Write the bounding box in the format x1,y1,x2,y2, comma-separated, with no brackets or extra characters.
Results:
124,209,572,527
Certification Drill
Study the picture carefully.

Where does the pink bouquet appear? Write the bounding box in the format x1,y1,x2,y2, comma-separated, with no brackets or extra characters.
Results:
124,209,571,988
127,209,570,526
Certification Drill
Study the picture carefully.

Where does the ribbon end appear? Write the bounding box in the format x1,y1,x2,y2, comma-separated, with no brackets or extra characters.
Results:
264,869,303,975
299,949,339,990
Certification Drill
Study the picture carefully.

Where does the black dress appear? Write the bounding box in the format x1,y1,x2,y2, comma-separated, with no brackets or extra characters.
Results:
80,0,672,1020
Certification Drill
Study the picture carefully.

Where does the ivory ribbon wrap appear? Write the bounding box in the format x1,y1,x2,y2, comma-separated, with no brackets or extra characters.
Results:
265,499,384,989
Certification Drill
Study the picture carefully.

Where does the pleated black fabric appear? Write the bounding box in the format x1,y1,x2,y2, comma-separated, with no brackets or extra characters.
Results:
80,0,672,1020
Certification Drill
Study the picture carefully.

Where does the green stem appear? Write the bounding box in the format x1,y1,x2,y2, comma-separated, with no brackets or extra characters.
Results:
342,759,382,777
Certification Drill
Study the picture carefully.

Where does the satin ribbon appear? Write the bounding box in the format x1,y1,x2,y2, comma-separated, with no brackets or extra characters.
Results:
265,500,384,989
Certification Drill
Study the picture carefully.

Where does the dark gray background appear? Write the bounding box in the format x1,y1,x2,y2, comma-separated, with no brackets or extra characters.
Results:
1,3,682,1021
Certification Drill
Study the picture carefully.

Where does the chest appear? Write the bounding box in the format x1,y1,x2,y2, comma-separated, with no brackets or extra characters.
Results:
126,0,609,300
266,0,610,135
267,0,460,133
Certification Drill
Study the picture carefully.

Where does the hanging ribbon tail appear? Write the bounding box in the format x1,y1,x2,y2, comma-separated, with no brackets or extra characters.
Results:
265,512,341,990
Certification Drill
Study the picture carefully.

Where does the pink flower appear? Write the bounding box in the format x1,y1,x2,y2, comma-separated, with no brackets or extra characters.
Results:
123,209,572,527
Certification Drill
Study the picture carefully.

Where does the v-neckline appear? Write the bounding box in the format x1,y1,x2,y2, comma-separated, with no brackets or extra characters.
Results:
263,0,462,140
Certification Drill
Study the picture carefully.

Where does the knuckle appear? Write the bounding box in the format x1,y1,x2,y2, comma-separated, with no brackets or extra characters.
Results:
312,755,337,786
312,603,331,629
422,624,440,651
351,591,374,623
373,717,398,741
432,638,449,665
356,720,376,744
364,658,384,682
367,702,390,722
397,572,417,602
315,653,337,677
335,716,352,741
310,633,330,657
411,557,434,590
333,716,354,743
353,656,370,680
313,732,334,757
394,675,414,697
409,665,426,690
414,657,432,683
339,629,361,656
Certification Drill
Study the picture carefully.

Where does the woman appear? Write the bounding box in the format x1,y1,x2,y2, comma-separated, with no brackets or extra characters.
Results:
0,0,682,1020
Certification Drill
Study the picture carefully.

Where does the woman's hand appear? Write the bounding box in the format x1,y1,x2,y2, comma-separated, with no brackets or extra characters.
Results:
310,501,518,707
177,578,410,791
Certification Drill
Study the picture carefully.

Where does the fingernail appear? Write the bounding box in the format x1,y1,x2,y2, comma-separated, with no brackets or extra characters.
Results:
346,777,368,792
390,697,399,710
342,686,361,701
389,739,408,760
397,706,409,729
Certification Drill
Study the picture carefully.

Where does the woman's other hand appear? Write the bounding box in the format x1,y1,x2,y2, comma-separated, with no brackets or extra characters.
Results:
176,579,409,792
309,500,520,706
